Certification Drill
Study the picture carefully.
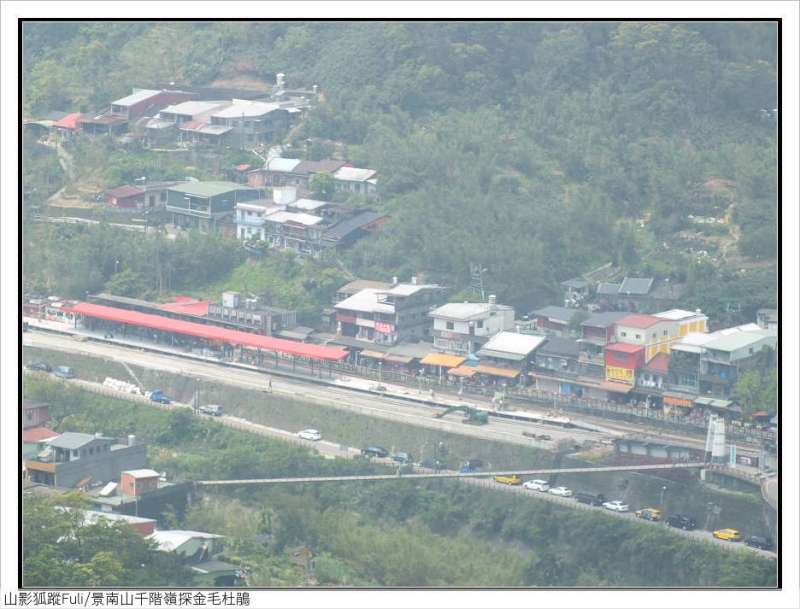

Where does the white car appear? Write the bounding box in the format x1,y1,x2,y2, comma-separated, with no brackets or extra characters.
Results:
523,479,550,492
548,486,573,497
602,500,629,512
297,429,322,441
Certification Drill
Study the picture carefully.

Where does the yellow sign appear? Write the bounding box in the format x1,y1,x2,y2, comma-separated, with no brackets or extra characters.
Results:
606,366,634,382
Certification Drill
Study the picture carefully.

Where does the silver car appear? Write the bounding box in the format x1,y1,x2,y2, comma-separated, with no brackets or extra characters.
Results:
548,486,573,497
602,500,629,512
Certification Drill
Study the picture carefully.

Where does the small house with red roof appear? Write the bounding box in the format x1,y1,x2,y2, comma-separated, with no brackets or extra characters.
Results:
105,185,145,208
604,342,645,384
52,112,81,141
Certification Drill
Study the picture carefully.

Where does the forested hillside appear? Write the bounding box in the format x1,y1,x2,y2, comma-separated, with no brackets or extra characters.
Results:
22,20,778,316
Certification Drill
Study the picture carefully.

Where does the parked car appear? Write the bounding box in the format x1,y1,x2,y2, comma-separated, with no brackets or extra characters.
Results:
575,491,606,506
26,361,52,372
713,528,742,541
297,429,322,441
493,474,522,486
199,404,223,416
523,479,550,492
459,459,484,473
420,459,445,471
361,446,389,458
665,514,697,530
548,486,573,497
53,365,75,379
743,536,774,550
635,508,661,521
602,500,629,512
391,452,413,464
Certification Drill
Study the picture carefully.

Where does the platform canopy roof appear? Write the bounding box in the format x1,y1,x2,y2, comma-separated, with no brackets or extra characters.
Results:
65,302,348,362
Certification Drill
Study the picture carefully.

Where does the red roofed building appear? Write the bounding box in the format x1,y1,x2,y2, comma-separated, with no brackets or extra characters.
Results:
604,342,646,384
615,314,684,362
52,112,81,141
106,185,145,208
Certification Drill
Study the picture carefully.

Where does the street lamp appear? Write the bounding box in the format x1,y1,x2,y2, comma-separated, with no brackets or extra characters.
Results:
660,485,667,506
378,361,383,387
115,260,119,274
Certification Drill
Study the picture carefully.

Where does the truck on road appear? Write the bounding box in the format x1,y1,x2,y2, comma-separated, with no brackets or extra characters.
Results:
149,390,173,404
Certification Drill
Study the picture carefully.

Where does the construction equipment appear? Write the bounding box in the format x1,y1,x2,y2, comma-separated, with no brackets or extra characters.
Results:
434,405,489,425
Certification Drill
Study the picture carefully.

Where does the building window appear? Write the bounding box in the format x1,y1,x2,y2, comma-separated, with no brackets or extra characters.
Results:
613,352,627,361
663,330,669,336
678,373,698,388
621,331,627,337
635,334,642,339
446,321,454,330
652,333,657,339
477,321,484,328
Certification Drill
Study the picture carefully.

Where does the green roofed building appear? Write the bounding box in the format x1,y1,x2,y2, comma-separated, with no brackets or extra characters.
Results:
166,181,260,233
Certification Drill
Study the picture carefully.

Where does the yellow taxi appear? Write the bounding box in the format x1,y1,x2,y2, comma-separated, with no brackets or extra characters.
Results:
493,474,522,486
713,528,742,541
635,508,661,521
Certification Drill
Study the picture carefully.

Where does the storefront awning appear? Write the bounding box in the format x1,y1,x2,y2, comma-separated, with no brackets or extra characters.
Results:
359,349,387,360
473,364,520,378
598,381,634,394
384,354,413,364
447,366,477,378
663,395,694,407
693,396,732,409
419,353,467,368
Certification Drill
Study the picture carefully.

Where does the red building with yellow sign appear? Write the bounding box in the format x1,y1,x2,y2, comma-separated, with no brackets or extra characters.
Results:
604,343,646,384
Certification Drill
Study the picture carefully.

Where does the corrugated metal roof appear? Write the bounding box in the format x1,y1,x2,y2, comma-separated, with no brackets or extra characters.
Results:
605,342,645,354
480,331,547,356
530,306,581,323
619,276,653,295
704,331,776,353
123,469,160,478
419,352,467,368
48,432,100,450
113,89,160,107
473,364,520,378
168,181,256,197
66,302,349,361
213,100,281,118
581,311,630,327
158,300,210,317
291,198,328,211
106,185,144,198
334,288,388,314
430,302,511,321
616,314,663,328
334,166,377,182
265,157,302,172
596,282,621,295
53,112,81,129
560,277,591,289
22,427,59,443
323,212,388,241
642,352,670,371
162,100,227,117
654,309,704,321
538,336,580,358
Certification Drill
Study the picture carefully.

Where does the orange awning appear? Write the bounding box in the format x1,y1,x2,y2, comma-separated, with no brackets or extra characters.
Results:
419,353,467,368
598,381,634,394
473,364,520,378
447,366,477,378
358,350,387,359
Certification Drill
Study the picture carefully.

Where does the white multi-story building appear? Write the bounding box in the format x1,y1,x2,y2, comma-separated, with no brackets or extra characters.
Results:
429,296,515,355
